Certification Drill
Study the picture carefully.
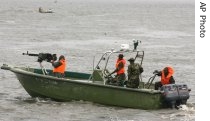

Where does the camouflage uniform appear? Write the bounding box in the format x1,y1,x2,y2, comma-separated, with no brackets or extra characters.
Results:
115,73,126,86
127,63,142,88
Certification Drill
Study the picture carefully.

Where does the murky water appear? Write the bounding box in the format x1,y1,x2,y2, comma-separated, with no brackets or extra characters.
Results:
0,0,194,121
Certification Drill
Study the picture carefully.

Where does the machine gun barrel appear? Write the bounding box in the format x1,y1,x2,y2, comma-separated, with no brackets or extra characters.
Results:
22,51,39,56
22,51,57,63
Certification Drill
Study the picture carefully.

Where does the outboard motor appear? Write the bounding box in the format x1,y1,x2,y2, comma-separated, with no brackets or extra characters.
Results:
160,84,190,108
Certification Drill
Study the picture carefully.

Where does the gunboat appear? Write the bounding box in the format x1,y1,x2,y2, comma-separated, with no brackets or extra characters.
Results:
1,44,190,110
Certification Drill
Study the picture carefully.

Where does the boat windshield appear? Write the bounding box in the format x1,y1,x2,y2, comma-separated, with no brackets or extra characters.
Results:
90,49,144,84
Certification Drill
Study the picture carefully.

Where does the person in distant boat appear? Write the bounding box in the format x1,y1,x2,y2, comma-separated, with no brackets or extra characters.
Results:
126,58,144,88
51,55,66,78
154,66,175,90
39,7,44,13
108,54,126,86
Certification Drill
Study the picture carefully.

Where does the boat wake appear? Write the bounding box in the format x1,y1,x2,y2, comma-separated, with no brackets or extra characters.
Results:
178,104,195,111
14,96,57,104
160,103,195,121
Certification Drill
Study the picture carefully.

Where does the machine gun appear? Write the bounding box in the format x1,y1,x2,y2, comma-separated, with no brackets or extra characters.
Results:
22,51,58,75
22,51,57,63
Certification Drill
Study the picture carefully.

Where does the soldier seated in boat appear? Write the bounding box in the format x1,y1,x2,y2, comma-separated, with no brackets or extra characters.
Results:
126,58,144,88
154,66,175,90
51,55,66,78
107,54,126,87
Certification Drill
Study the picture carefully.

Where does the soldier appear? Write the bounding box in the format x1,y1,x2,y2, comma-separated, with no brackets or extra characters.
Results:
108,54,126,86
126,58,144,88
154,66,175,90
51,55,66,78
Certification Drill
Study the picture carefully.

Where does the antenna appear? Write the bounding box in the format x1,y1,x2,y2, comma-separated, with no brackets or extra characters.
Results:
133,39,141,50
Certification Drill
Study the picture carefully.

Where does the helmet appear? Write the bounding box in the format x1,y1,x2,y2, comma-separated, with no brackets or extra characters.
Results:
59,55,65,60
118,54,124,58
128,58,135,61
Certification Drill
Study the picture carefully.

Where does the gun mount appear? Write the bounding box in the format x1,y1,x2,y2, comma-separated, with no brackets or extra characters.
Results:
22,51,57,75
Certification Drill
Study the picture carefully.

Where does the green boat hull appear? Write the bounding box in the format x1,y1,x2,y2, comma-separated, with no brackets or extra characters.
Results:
4,66,164,110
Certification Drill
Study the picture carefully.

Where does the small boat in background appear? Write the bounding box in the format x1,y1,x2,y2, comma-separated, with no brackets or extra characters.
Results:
39,7,53,13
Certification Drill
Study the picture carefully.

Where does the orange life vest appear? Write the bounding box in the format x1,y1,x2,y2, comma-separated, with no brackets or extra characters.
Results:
53,59,66,74
161,66,174,85
115,59,126,75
